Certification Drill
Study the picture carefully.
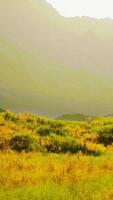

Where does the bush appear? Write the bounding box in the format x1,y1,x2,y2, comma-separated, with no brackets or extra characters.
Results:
10,134,37,152
41,135,81,153
96,125,113,146
82,142,105,156
0,138,9,151
37,124,70,137
0,132,11,151
53,127,70,136
3,111,19,122
37,125,52,136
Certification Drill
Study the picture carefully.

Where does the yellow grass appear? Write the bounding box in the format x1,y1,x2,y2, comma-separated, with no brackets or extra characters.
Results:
0,151,113,189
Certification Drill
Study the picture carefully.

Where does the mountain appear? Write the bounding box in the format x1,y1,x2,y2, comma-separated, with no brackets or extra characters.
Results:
57,114,95,121
0,107,5,112
0,0,113,117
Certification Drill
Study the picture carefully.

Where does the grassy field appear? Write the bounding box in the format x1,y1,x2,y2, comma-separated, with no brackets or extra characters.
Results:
1,111,113,199
1,152,113,199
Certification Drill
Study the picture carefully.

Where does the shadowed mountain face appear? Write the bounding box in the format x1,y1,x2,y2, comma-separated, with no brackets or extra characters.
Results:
0,0,113,117
0,108,5,112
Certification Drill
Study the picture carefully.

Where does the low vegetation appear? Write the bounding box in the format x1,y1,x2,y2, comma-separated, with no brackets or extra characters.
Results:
1,111,113,199
0,111,109,154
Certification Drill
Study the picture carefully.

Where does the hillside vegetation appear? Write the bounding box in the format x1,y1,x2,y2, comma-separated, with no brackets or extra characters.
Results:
0,111,112,154
1,111,113,199
1,0,113,116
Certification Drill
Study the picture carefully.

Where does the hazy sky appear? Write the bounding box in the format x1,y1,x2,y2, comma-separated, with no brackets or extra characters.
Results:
47,0,113,18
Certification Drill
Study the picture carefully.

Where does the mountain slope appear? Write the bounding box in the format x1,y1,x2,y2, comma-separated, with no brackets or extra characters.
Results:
0,108,5,112
0,0,113,116
57,114,95,121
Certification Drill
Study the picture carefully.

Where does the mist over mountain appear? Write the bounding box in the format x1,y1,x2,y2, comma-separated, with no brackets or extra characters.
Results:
0,0,113,117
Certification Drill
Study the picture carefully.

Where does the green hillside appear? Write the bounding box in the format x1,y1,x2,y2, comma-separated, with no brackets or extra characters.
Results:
0,108,5,112
0,111,109,154
0,0,113,116
57,113,95,121
1,111,113,199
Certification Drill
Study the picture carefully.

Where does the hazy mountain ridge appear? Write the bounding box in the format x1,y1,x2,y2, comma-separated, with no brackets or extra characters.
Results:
0,0,113,116
0,108,5,112
57,113,95,121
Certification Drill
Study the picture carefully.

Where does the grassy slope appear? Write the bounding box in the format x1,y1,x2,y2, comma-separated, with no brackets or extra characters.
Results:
1,0,113,116
0,112,113,199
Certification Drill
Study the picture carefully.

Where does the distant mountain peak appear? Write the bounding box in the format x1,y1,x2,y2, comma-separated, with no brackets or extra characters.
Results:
0,0,113,117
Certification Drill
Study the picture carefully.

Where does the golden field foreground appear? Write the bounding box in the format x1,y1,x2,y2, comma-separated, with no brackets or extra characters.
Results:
1,111,113,199
1,152,113,200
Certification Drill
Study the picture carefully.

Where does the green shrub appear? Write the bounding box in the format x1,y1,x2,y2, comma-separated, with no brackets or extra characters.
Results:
10,134,37,152
37,125,52,136
99,132,113,146
41,135,81,153
3,111,19,122
37,124,70,137
96,125,113,146
81,142,105,156
53,127,70,136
